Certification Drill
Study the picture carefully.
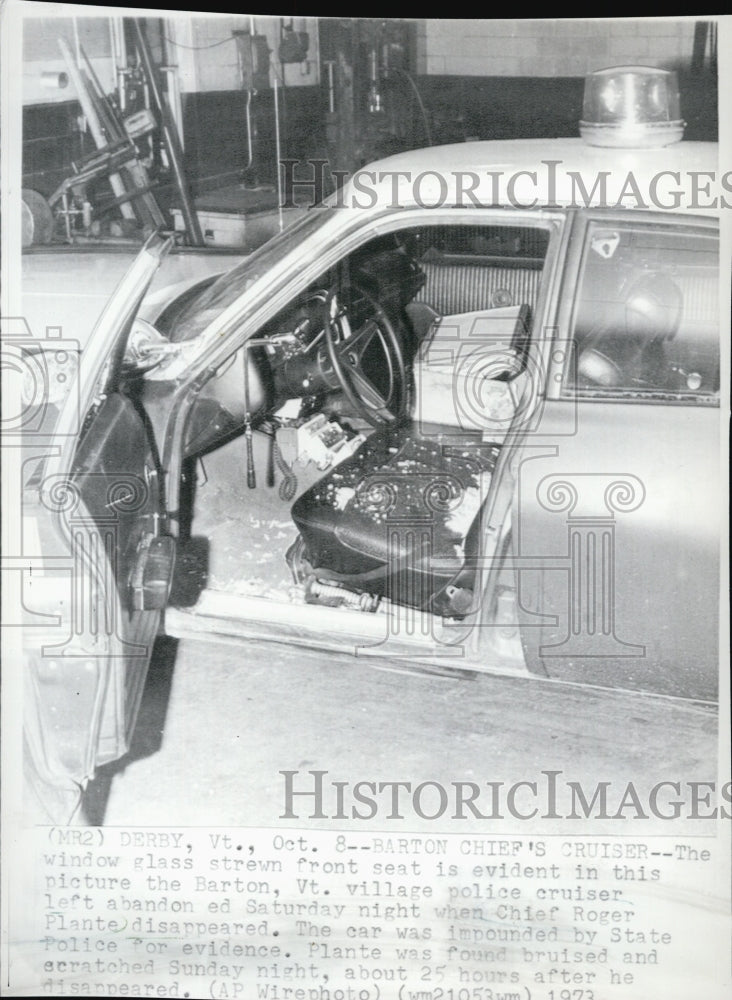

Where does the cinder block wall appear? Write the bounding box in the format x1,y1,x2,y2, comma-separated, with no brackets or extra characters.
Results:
417,19,699,77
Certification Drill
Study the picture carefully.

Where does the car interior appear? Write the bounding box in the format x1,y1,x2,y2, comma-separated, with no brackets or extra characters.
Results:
161,223,551,622
571,227,719,396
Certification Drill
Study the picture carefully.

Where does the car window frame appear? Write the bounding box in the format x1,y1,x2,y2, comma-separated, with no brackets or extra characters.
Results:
549,209,720,407
153,205,570,533
182,205,568,387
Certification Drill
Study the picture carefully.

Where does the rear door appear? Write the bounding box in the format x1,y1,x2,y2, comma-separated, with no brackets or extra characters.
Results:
513,212,720,699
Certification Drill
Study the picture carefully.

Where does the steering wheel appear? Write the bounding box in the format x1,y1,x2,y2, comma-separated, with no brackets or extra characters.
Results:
323,284,408,427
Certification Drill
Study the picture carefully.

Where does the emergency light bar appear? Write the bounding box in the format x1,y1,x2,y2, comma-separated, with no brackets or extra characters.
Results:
580,66,685,148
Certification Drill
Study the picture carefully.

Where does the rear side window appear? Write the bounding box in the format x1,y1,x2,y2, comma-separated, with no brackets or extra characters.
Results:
564,222,719,402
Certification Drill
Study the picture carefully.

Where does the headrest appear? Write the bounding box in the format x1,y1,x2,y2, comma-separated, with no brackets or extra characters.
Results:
623,272,683,342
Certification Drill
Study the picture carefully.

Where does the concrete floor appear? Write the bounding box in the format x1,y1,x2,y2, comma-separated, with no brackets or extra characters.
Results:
86,633,718,835
21,246,246,350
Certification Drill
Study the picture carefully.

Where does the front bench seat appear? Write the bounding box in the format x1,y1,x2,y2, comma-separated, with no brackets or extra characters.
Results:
290,422,499,616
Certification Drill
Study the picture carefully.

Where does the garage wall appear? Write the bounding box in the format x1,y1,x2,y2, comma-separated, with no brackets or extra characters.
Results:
412,18,716,147
167,14,319,92
22,12,122,197
170,15,323,193
22,11,320,103
21,12,324,198
21,16,717,204
22,10,117,106
416,19,699,77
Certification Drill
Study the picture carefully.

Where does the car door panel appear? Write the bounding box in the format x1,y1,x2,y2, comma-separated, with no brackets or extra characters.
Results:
514,214,720,700
514,399,719,699
23,235,172,806
71,391,166,764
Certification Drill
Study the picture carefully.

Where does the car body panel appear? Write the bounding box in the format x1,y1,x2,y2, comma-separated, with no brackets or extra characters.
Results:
20,136,725,819
336,138,723,215
150,191,721,699
514,398,720,699
512,208,721,700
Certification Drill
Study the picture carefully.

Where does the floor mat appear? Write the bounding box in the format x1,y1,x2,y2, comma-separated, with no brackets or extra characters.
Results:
178,430,329,604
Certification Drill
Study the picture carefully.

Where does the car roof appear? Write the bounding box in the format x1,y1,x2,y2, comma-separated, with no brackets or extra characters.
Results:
339,138,720,216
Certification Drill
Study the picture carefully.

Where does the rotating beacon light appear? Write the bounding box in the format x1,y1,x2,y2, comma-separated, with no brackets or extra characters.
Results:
580,66,685,148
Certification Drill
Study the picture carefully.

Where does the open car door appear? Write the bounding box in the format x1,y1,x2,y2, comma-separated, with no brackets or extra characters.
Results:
23,232,175,822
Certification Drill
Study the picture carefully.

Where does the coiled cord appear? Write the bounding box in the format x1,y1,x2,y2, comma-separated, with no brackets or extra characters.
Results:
274,440,298,502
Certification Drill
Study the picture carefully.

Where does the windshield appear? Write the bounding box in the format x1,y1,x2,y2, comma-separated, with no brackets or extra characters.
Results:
169,208,336,343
